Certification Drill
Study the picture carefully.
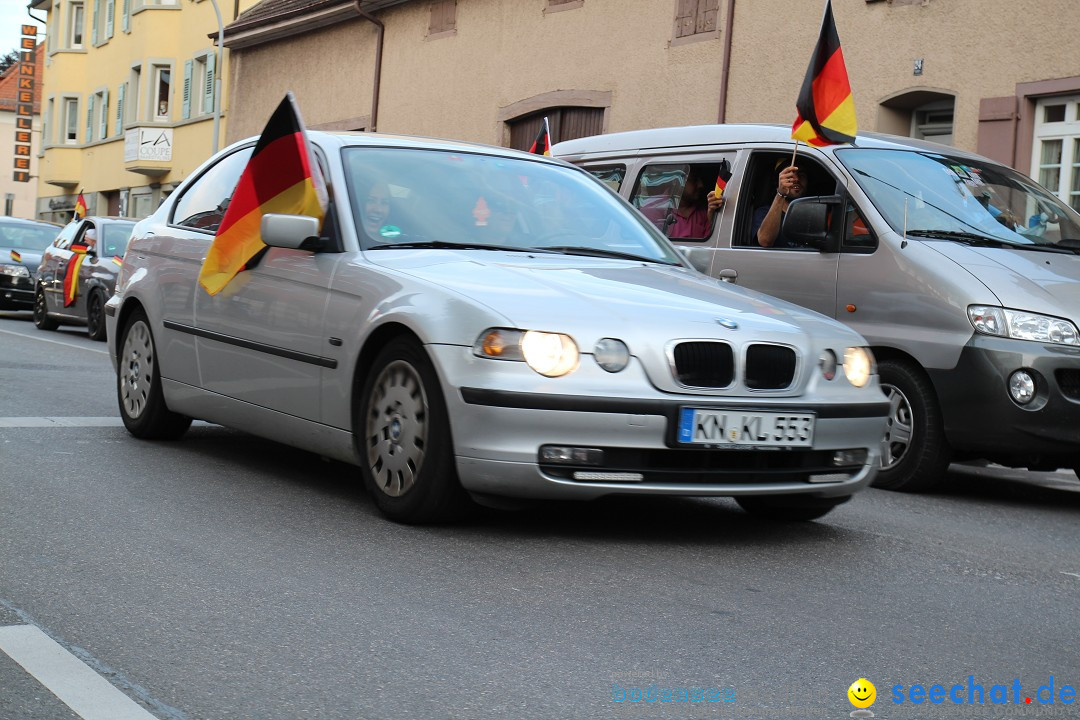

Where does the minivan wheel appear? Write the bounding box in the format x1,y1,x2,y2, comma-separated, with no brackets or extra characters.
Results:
357,337,469,523
117,309,191,440
735,494,850,521
871,358,950,492
87,290,107,341
33,285,58,330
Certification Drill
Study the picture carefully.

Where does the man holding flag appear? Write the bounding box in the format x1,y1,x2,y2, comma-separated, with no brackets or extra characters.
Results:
756,0,857,248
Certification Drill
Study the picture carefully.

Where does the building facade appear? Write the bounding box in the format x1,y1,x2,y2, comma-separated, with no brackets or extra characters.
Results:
221,0,1080,211
31,0,260,223
0,43,44,218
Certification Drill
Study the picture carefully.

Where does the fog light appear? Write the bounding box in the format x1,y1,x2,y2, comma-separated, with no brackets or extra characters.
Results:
819,349,837,381
1008,370,1036,405
540,446,604,465
832,449,868,466
594,338,630,373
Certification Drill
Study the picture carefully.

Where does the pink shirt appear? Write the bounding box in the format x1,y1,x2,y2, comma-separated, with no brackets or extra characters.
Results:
668,204,711,239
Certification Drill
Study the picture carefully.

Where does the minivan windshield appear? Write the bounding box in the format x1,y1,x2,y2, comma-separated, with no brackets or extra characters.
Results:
341,146,682,264
837,148,1080,251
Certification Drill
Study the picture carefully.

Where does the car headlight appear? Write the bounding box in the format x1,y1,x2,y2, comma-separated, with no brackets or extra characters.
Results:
842,346,874,388
968,305,1080,346
473,328,579,377
0,264,30,278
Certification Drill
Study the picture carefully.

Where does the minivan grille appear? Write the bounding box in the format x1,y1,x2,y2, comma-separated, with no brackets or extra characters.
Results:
672,341,734,388
745,344,797,390
1056,369,1080,400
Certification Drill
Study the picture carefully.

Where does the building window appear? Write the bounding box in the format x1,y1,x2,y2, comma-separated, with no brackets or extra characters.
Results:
183,53,215,119
45,98,55,146
1032,95,1080,211
63,97,79,143
4,194,14,216
153,65,171,121
69,1,85,48
94,89,109,139
428,0,456,37
545,0,582,12
674,0,718,40
911,100,954,145
128,65,141,123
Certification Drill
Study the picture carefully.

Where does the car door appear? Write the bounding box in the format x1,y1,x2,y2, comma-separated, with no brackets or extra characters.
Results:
708,147,842,318
39,221,79,313
47,220,93,316
181,146,343,423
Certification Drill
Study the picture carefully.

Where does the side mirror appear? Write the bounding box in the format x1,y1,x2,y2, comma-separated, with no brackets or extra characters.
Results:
677,245,710,273
783,195,843,253
260,213,322,251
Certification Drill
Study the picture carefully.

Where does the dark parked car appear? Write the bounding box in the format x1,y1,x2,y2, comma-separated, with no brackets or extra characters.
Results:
0,217,63,311
35,217,136,340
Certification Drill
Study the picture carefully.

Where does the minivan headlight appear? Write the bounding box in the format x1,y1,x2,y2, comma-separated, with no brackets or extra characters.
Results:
842,347,874,388
473,328,579,377
968,306,1080,346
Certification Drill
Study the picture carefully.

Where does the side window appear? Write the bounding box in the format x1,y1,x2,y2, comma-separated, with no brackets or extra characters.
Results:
171,146,255,232
842,203,876,252
584,165,625,192
53,222,81,249
631,161,727,242
738,152,838,249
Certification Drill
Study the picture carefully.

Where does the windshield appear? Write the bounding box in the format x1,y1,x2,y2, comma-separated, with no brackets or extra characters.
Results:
837,148,1080,250
341,146,682,264
102,223,136,256
0,222,58,251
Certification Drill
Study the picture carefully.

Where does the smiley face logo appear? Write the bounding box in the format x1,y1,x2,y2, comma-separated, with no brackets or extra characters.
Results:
847,678,876,709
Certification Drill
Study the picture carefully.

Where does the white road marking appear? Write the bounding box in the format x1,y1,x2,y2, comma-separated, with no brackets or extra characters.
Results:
1062,572,1080,579
0,624,159,720
0,417,126,428
0,327,108,354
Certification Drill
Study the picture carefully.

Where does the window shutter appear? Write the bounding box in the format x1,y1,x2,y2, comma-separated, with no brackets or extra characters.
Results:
99,88,109,138
203,52,215,115
182,60,192,119
121,0,130,32
86,95,94,142
674,0,696,38
696,0,717,34
43,105,51,146
105,0,114,38
116,83,125,133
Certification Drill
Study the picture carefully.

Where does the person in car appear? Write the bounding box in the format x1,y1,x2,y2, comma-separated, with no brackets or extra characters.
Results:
753,161,810,248
668,167,724,239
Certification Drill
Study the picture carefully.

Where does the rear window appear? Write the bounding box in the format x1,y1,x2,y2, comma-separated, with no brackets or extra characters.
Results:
0,222,58,251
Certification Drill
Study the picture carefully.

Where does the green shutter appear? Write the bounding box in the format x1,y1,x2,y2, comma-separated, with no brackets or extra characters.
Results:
105,0,114,38
116,83,125,133
99,88,109,138
182,60,192,119
203,52,215,115
121,0,130,32
86,95,94,142
92,0,99,44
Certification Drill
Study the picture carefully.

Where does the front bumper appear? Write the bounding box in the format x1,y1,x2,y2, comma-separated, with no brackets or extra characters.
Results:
0,274,34,309
432,346,889,501
931,334,1080,464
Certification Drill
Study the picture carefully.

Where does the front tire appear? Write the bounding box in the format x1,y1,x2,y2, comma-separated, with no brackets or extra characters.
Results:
736,494,850,521
33,285,58,330
871,358,950,492
87,290,107,341
117,309,191,440
357,336,468,523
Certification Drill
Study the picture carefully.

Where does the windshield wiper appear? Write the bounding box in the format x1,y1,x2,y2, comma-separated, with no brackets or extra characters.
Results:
368,240,552,252
540,245,675,264
906,230,1076,253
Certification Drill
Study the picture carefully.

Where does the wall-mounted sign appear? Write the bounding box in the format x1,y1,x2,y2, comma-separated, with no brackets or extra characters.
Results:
124,127,173,162
13,24,36,182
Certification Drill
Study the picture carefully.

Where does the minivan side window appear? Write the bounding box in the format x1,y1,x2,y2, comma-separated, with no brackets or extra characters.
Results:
631,162,727,242
584,165,625,192
738,153,839,249
171,146,255,232
842,203,876,252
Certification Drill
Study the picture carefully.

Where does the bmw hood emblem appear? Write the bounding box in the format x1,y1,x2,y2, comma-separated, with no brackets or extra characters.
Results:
715,317,739,330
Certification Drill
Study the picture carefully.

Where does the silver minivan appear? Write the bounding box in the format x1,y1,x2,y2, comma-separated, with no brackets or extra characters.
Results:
554,124,1080,491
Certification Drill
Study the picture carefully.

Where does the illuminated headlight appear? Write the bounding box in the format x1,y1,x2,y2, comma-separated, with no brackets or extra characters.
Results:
473,327,579,377
842,346,874,388
819,349,837,381
968,305,1080,346
593,338,630,373
0,264,30,278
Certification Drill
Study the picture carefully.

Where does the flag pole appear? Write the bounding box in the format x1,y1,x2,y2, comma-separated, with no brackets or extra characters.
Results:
790,140,799,168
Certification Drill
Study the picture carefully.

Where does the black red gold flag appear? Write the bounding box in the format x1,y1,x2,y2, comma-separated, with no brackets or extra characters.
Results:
791,0,857,147
198,92,327,295
714,159,732,197
73,191,87,221
528,117,552,156
63,242,90,307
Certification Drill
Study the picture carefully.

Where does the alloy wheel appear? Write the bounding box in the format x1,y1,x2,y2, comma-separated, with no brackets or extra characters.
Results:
365,359,428,497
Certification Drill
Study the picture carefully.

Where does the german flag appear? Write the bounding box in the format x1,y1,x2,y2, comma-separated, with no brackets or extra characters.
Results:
63,242,90,307
714,159,732,197
112,255,123,267
73,191,87,221
10,250,21,263
198,92,327,295
791,0,857,147
527,117,552,156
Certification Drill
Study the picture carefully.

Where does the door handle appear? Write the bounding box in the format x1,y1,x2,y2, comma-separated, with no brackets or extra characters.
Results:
718,268,738,283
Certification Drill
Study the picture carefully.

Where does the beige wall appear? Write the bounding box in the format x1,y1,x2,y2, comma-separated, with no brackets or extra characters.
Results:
224,0,1080,166
0,112,40,218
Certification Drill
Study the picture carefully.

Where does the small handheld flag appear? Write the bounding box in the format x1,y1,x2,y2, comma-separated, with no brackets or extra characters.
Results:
714,159,732,197
198,92,328,295
791,0,857,147
73,191,88,221
528,117,552,156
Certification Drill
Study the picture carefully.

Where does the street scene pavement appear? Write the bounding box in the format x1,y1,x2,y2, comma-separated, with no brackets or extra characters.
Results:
1,311,1078,720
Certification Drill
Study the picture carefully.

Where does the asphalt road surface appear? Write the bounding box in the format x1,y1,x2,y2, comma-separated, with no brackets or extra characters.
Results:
2,311,1078,720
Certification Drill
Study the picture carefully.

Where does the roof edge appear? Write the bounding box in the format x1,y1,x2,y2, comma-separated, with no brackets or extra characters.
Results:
224,0,414,50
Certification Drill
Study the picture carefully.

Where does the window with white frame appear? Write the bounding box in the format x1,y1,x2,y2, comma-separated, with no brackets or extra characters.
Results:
63,97,79,143
93,88,109,139
182,53,214,119
69,1,85,48
152,64,171,121
128,65,141,123
1032,95,1080,212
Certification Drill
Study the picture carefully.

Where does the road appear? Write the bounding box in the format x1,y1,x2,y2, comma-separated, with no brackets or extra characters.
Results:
1,311,1078,720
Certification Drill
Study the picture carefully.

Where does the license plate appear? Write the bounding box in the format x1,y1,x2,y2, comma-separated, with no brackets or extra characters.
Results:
677,408,815,447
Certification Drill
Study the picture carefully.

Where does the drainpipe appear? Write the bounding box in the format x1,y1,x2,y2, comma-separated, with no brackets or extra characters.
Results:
717,0,735,124
353,0,384,132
